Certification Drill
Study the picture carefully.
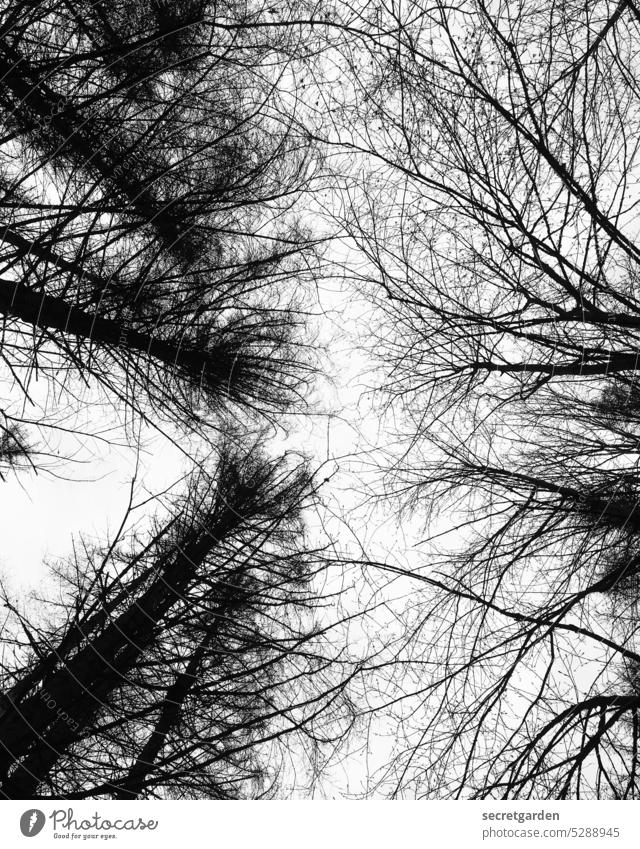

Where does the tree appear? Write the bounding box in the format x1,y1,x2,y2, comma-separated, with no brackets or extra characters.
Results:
317,0,640,797
0,3,364,802
0,0,321,435
364,388,640,797
0,440,357,799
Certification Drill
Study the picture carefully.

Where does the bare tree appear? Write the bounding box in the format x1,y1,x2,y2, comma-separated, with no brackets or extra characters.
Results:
0,0,323,434
314,0,640,797
0,439,358,799
0,3,367,803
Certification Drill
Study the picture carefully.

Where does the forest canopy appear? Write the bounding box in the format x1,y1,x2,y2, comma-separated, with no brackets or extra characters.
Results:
1,0,639,800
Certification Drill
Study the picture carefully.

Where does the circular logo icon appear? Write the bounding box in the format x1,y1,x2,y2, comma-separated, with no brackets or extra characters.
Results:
20,810,45,837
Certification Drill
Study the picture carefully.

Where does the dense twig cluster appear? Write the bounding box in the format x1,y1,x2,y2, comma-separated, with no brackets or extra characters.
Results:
317,0,640,798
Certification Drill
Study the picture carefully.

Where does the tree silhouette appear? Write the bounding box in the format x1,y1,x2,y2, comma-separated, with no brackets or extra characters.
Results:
319,0,640,797
0,0,320,432
0,440,357,799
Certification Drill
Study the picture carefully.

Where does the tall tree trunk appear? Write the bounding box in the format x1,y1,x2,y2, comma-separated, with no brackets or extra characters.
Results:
0,507,239,797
